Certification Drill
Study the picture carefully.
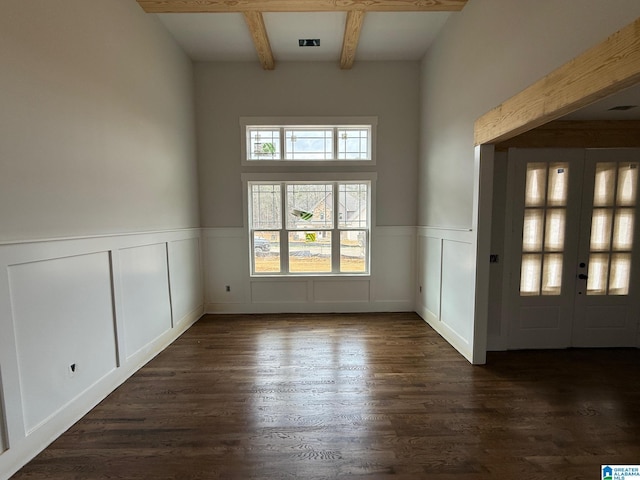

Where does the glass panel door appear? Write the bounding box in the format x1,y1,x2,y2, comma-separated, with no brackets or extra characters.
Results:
572,149,640,347
507,149,584,350
508,148,640,350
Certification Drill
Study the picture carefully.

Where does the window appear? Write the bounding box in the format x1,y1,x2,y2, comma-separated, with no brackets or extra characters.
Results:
586,162,638,295
520,162,569,296
241,117,376,165
248,179,371,276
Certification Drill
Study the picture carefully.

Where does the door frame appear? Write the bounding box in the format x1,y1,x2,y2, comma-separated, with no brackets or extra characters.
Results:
473,17,640,359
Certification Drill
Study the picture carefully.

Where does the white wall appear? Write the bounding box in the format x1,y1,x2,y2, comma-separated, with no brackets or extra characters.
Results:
195,61,420,228
0,0,200,242
417,1,640,362
420,0,640,229
195,62,419,313
0,1,202,477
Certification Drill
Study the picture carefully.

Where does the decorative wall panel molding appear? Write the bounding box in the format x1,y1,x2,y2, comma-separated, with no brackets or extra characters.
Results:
203,227,415,313
0,229,203,479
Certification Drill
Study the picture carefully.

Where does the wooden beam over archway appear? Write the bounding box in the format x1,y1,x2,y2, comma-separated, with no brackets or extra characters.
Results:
494,120,640,151
474,16,640,146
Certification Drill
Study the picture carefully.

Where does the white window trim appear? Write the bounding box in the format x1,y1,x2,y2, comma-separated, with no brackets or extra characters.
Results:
242,172,377,278
240,116,377,167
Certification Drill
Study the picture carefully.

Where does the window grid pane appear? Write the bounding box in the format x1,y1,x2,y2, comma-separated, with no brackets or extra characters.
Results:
340,231,366,273
520,254,542,296
609,253,631,295
590,208,613,252
337,128,370,160
588,162,636,296
249,129,281,160
251,184,282,230
253,231,280,273
286,184,333,230
520,162,568,296
613,209,635,250
542,253,563,295
522,210,544,252
593,163,616,206
587,253,609,295
288,231,332,273
616,163,638,206
285,128,333,160
525,163,547,207
338,183,369,229
547,163,569,206
544,209,566,252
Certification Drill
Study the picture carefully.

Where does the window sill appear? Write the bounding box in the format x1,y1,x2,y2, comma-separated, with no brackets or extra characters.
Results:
250,273,370,279
242,159,375,168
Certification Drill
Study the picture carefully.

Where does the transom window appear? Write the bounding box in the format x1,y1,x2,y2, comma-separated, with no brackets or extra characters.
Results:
248,180,371,276
241,117,376,164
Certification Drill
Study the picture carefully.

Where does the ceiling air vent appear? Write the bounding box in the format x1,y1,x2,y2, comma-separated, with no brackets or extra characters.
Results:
299,39,320,47
608,105,638,111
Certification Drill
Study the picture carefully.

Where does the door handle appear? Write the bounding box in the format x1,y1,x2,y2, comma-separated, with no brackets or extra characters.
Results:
578,273,588,280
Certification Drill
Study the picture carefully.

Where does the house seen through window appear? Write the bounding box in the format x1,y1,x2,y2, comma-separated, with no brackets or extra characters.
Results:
249,181,370,275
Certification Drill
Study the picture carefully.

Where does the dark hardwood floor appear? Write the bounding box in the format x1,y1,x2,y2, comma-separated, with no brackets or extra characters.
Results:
11,313,640,479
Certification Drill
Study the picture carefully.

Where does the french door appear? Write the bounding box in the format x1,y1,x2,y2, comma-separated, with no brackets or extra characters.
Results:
507,148,640,349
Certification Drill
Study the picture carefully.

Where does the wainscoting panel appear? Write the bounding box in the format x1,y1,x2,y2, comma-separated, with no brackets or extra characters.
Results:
9,253,117,434
314,279,370,303
119,243,172,359
204,229,248,305
416,227,475,362
420,235,442,320
168,237,203,326
251,280,308,304
371,227,415,304
441,239,474,343
0,370,5,454
0,229,203,480
204,227,415,313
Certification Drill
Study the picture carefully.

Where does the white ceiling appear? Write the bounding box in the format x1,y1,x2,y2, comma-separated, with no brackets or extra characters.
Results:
561,83,640,121
156,11,451,63
155,9,640,121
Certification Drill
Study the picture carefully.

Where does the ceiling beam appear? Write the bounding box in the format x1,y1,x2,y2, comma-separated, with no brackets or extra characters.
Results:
475,16,640,146
243,12,276,70
137,0,467,13
340,10,365,70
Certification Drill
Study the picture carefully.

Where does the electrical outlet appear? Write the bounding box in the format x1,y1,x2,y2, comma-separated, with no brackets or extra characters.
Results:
225,285,231,292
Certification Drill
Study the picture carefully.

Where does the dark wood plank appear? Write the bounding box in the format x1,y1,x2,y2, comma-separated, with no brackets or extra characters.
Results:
11,313,640,479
